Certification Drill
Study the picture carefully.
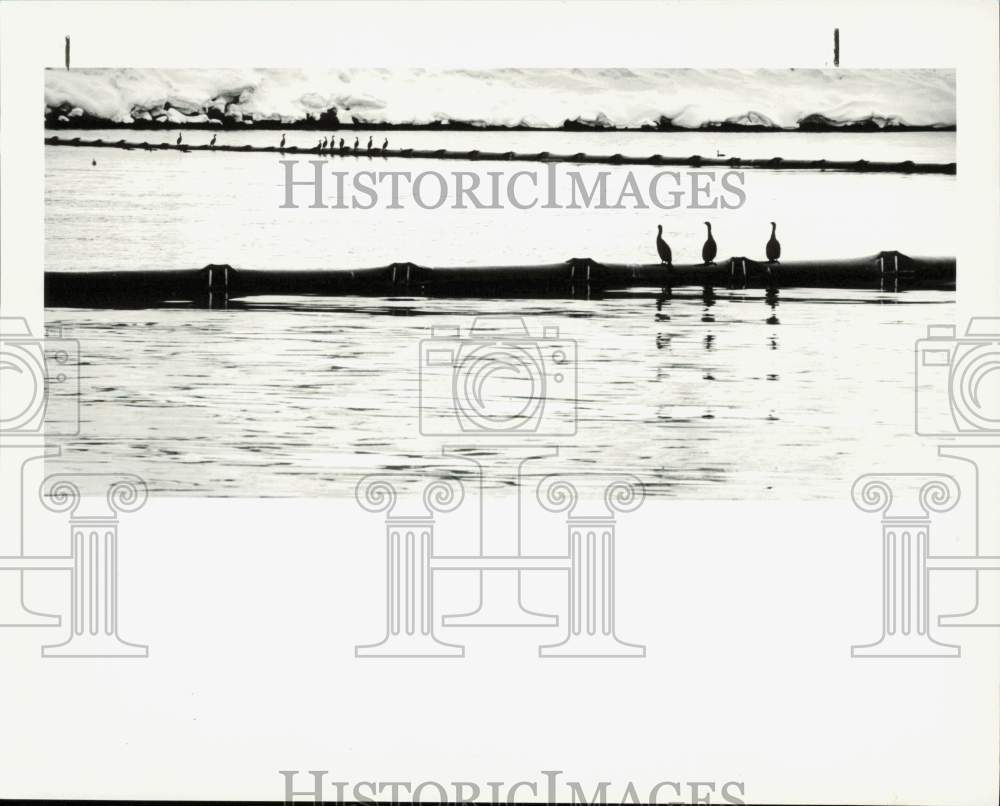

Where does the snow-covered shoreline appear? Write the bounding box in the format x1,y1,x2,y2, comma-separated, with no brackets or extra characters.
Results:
44,67,956,132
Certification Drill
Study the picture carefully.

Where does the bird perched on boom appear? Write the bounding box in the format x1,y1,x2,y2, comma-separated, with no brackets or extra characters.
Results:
766,222,781,263
702,222,717,265
656,225,672,267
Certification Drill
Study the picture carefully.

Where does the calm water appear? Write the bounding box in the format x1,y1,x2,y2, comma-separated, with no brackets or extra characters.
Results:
46,291,952,498
46,129,956,271
44,130,955,498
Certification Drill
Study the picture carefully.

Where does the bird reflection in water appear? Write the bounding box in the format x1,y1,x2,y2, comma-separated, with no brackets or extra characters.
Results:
655,290,671,321
701,285,716,323
765,287,780,325
764,290,781,421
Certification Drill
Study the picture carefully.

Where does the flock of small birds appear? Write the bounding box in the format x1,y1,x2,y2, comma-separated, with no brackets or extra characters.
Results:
169,132,393,154
308,135,391,154
656,221,781,265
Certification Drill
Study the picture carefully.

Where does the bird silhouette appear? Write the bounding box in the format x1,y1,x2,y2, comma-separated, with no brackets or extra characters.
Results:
766,222,781,263
280,133,286,149
353,137,359,152
702,222,717,265
209,133,217,147
656,225,672,266
91,159,96,166
366,136,373,152
339,137,345,150
382,138,389,151
176,133,182,146
321,137,328,150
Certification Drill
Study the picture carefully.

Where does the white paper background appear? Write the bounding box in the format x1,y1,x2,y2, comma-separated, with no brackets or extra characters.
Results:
1,1,998,803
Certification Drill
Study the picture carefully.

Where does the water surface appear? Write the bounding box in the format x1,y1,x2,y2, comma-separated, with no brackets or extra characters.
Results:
44,130,955,498
46,130,955,272
47,291,952,498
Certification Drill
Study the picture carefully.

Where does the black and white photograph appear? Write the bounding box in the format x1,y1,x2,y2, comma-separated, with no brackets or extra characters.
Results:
1,1,998,805
41,65,958,497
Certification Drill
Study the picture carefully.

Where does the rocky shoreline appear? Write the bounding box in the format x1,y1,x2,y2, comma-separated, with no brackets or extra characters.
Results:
44,102,955,134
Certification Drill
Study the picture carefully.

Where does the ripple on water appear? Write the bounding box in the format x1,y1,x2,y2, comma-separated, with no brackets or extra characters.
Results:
45,290,953,499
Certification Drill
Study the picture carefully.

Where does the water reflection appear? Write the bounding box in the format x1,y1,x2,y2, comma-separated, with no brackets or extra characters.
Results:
765,287,781,325
46,288,952,499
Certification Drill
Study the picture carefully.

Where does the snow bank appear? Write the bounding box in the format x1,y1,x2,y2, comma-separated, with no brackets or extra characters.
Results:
44,68,956,129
